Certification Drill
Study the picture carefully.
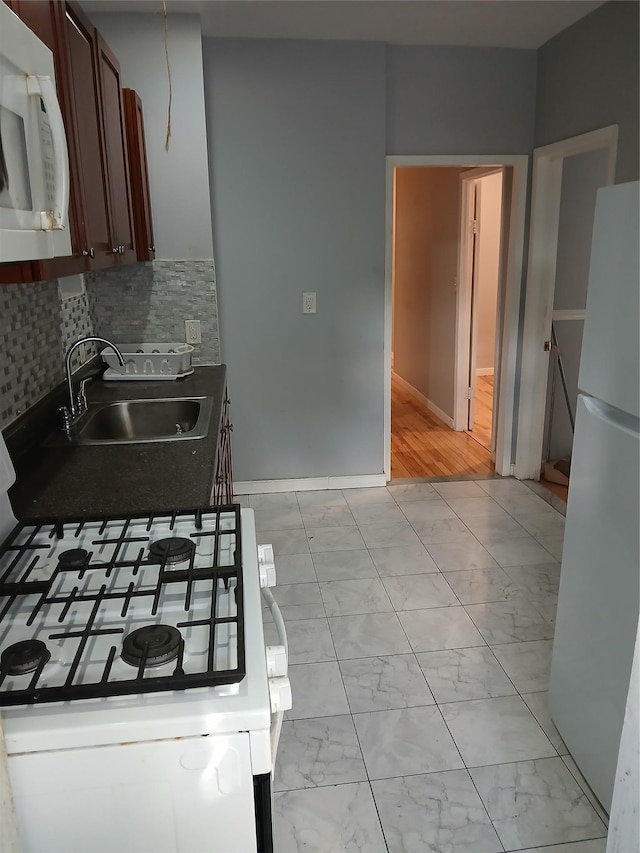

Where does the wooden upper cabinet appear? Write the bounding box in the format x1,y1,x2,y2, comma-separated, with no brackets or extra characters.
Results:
1,0,151,281
123,89,155,262
95,34,135,265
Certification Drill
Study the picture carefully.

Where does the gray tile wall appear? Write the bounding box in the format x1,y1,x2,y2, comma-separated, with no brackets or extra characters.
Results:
87,260,220,365
0,281,96,428
0,260,220,430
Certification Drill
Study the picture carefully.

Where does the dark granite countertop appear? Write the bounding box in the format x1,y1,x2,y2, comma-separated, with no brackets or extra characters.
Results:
6,365,226,520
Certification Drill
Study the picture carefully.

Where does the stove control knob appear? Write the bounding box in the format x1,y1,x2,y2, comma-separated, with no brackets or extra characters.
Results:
266,644,288,678
257,544,276,588
268,676,292,713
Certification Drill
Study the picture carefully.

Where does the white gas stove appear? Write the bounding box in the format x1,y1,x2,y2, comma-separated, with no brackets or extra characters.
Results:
0,433,290,853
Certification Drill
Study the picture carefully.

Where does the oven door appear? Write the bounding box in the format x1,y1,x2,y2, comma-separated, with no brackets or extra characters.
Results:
0,3,70,263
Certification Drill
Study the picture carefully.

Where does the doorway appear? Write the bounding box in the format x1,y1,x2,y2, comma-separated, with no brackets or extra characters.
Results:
385,155,527,481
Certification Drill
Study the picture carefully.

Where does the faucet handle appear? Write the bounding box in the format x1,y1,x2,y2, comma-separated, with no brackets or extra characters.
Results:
78,377,93,412
59,405,73,432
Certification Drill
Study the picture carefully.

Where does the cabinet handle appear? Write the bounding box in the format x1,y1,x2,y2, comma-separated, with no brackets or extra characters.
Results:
82,248,95,258
149,245,155,252
112,247,119,254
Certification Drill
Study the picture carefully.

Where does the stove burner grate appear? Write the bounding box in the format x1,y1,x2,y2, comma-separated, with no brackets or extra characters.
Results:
148,537,195,564
1,640,51,676
121,625,182,668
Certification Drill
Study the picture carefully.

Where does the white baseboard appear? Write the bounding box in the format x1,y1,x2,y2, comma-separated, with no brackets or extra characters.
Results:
234,474,388,495
392,371,454,428
476,367,495,377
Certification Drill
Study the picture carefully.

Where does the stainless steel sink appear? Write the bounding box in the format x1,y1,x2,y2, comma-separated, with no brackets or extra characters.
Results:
48,397,214,445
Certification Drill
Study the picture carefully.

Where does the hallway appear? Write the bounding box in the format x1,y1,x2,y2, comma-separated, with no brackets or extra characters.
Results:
391,376,494,479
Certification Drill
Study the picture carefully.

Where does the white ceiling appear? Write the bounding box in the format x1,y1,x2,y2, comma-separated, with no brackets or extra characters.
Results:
81,0,606,49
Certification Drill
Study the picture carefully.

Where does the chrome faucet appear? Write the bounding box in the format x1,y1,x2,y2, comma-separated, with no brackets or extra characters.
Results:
60,336,125,433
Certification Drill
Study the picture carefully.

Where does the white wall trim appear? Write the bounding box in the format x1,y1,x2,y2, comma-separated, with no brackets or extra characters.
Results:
552,309,586,322
393,371,455,428
514,124,618,480
234,474,388,495
385,153,529,479
476,367,495,376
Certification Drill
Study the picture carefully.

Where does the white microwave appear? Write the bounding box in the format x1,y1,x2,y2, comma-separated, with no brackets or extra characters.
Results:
0,1,71,263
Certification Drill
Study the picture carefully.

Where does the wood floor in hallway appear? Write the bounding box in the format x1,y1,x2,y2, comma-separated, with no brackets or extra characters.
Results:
391,377,494,479
466,374,494,451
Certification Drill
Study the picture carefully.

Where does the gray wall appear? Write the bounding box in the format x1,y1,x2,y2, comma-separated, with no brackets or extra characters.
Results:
204,39,386,481
535,0,640,183
387,46,537,155
90,13,214,259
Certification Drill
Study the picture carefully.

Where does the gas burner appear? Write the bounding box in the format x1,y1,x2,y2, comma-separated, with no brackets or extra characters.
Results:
1,640,51,675
148,537,195,564
121,625,182,668
58,548,90,569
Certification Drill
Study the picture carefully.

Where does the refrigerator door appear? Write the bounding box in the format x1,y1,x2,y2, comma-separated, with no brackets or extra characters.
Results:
549,394,639,813
578,181,639,417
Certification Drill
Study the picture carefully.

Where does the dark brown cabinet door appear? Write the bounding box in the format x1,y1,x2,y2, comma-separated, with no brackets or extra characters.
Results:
96,34,135,265
123,89,155,262
64,2,112,270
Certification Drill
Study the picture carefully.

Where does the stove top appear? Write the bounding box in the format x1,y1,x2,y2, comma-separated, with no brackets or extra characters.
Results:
0,505,245,705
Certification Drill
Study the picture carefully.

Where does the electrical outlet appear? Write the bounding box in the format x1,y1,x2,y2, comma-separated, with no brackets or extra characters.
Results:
185,319,201,344
303,292,316,314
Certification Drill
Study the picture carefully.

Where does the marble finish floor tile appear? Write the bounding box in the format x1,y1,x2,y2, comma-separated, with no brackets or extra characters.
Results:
490,639,553,693
398,606,486,652
312,549,378,581
387,482,438,501
417,646,517,703
521,691,568,755
440,695,557,766
253,506,303,531
358,522,423,550
272,582,322,606
517,841,607,853
301,504,357,528
264,618,335,664
372,770,502,853
339,654,434,712
518,511,566,539
561,755,610,828
353,705,464,779
249,492,300,510
494,493,559,517
382,572,459,610
320,578,393,616
476,478,534,498
502,563,561,597
349,503,409,526
274,715,367,791
261,528,309,556
306,526,366,552
285,662,350,720
482,535,559,567
470,757,607,850
263,602,326,622
443,566,518,604
536,533,564,560
427,538,499,572
465,598,555,644
433,481,487,498
443,496,508,518
463,513,530,543
369,544,439,577
398,499,458,523
295,488,348,508
411,518,471,545
271,553,317,584
329,612,412,659
343,487,396,506
274,783,387,853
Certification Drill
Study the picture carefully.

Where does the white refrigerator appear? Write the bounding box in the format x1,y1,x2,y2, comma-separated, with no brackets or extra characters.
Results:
549,180,640,814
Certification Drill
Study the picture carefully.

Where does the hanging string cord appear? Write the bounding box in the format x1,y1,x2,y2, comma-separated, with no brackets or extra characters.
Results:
163,0,172,151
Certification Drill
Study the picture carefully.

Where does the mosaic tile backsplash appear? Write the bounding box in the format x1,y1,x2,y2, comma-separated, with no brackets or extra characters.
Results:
0,259,220,430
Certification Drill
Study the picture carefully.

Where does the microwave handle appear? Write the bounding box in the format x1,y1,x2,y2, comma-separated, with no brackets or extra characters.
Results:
34,75,70,231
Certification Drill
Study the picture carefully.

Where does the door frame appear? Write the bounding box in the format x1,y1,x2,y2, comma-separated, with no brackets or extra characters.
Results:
454,166,505,440
514,125,618,480
384,154,529,479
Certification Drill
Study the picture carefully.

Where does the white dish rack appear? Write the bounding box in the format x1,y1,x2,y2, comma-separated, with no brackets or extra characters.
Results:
102,343,194,380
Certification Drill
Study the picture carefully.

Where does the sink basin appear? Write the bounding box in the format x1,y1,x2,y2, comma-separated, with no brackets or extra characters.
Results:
49,397,214,445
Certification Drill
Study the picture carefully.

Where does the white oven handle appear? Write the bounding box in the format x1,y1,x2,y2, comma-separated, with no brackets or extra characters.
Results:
30,74,70,231
261,586,291,772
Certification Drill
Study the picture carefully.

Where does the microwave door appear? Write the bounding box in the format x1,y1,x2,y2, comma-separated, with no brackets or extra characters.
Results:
0,10,71,263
